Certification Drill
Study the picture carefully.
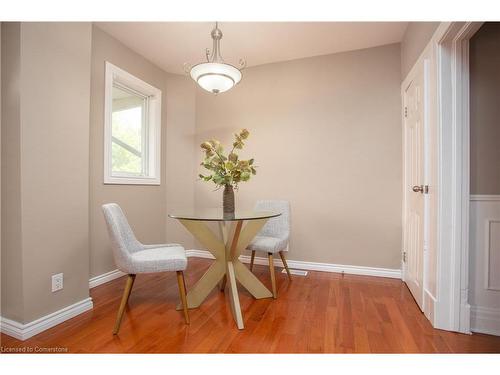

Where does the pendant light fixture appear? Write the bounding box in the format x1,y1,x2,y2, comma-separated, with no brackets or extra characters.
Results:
184,22,246,94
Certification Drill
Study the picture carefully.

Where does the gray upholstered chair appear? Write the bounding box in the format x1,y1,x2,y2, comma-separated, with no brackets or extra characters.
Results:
247,200,291,298
102,203,189,334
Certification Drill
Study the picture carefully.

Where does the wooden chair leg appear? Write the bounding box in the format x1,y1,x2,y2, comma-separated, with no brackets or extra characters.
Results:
268,253,277,299
113,274,136,335
250,250,256,271
177,271,190,324
279,251,292,280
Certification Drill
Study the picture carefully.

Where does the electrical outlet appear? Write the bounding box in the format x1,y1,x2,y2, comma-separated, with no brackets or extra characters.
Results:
52,273,63,292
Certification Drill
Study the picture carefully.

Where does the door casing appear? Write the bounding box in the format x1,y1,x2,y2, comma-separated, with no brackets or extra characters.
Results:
401,22,484,333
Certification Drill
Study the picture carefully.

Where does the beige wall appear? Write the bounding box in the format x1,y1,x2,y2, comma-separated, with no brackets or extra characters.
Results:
195,44,402,269
90,26,196,278
470,22,500,195
1,24,408,325
1,23,92,323
401,22,439,80
1,23,24,322
0,21,2,319
164,74,197,249
1,23,196,325
0,22,1,319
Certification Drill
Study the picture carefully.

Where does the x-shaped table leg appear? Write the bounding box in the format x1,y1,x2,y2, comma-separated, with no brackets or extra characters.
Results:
177,218,273,329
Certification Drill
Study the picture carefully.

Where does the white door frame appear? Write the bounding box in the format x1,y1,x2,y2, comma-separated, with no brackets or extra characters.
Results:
428,22,483,333
402,22,483,333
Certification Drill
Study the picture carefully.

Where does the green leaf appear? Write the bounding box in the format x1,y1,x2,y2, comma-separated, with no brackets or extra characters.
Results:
213,175,225,185
228,152,238,163
199,133,254,187
240,172,251,181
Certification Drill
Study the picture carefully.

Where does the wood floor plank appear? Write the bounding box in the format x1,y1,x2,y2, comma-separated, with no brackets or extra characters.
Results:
1,258,499,353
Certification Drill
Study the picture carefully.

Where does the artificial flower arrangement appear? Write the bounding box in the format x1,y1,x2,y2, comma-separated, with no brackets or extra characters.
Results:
199,129,256,213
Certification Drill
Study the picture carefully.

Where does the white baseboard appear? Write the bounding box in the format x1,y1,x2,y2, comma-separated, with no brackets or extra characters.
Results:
185,249,401,279
0,297,93,341
88,251,216,290
89,269,126,289
471,305,500,336
87,249,401,295
424,289,437,325
460,300,472,334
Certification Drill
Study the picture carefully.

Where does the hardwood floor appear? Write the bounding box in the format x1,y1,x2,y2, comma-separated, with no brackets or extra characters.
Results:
1,258,499,353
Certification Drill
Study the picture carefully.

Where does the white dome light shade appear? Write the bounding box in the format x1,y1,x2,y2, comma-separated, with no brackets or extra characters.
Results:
185,23,245,94
190,62,242,94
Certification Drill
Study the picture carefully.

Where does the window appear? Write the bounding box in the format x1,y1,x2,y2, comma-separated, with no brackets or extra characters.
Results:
104,62,161,185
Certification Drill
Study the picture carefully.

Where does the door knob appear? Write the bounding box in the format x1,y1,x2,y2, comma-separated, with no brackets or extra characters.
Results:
412,185,429,194
412,185,423,193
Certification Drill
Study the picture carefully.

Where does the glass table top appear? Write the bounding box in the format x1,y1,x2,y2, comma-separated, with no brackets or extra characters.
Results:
168,209,282,222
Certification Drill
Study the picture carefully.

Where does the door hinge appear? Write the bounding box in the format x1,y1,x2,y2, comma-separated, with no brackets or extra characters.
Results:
403,251,407,263
404,106,408,118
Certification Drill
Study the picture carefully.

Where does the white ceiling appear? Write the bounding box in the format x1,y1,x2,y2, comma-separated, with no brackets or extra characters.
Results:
96,22,408,74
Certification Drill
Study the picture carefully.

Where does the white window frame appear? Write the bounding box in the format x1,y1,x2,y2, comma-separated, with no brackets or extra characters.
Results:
104,62,162,185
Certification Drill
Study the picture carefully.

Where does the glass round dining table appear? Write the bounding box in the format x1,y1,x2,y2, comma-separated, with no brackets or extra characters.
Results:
168,209,282,329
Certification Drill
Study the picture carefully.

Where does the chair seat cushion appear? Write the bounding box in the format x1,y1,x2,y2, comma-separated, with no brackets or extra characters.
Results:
129,245,187,273
247,236,288,253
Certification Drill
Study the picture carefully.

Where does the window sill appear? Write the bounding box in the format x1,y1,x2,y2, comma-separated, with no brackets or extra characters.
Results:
104,176,161,186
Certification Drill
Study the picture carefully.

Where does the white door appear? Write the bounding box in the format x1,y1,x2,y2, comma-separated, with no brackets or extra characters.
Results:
403,66,426,310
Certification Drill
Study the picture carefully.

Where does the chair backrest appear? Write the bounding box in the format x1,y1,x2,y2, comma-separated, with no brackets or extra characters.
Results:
102,203,143,271
254,200,290,239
